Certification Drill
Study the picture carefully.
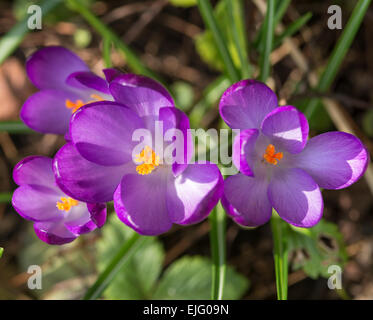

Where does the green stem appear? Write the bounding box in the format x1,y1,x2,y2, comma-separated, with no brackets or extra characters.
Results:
209,202,226,300
196,0,240,82
83,232,146,300
259,0,275,82
0,192,12,203
305,0,371,118
271,210,288,300
0,121,33,134
67,0,159,81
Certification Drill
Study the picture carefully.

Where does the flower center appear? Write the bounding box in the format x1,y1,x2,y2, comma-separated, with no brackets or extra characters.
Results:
56,197,79,212
135,145,160,175
263,144,283,165
65,94,104,113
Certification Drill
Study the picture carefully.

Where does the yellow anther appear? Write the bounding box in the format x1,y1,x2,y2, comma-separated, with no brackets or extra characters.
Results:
263,144,283,165
65,94,104,113
56,197,79,212
135,146,160,175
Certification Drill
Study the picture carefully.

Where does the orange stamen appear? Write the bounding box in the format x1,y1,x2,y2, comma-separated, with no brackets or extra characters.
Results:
263,144,283,165
135,146,160,175
56,197,79,212
65,94,104,113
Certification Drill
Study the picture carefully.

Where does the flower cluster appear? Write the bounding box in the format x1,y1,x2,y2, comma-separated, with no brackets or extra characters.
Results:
220,80,368,227
13,46,223,243
12,47,368,245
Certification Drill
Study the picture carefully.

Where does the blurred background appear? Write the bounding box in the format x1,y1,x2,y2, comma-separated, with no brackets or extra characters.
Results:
0,0,372,299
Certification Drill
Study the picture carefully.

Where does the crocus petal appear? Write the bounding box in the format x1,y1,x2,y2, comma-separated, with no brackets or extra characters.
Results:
292,131,369,189
63,202,106,235
167,163,223,225
268,168,323,228
63,202,95,234
53,143,130,203
12,185,63,222
13,156,56,188
159,107,193,176
261,106,308,154
70,101,144,166
66,71,110,94
103,68,123,83
114,169,172,236
222,173,272,227
87,203,107,228
232,129,259,176
21,89,80,134
34,221,76,245
219,79,277,129
26,46,89,90
109,74,174,117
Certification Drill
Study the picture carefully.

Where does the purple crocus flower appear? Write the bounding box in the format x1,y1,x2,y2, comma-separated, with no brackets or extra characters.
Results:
12,156,106,244
220,80,369,228
53,74,223,235
20,46,114,135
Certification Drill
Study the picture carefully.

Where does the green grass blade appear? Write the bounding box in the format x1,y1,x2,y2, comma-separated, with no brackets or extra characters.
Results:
274,12,312,48
226,0,250,78
189,76,230,128
0,0,62,65
305,0,371,118
83,232,146,300
103,38,112,68
0,121,33,134
67,0,159,81
0,192,12,203
271,210,289,300
254,0,291,50
197,0,240,82
259,0,275,82
209,202,226,300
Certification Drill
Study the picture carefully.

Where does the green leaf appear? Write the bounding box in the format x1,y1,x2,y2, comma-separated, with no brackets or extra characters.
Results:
225,0,250,78
294,98,333,132
0,247,3,258
189,76,230,128
271,210,289,300
13,0,79,24
254,0,291,50
196,0,240,82
305,0,372,118
19,226,94,297
259,0,275,82
97,215,164,300
103,38,113,68
67,0,160,81
170,81,195,112
209,202,226,300
195,1,242,73
96,215,248,300
169,0,197,7
153,256,249,300
274,12,312,48
0,0,62,65
287,219,348,279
